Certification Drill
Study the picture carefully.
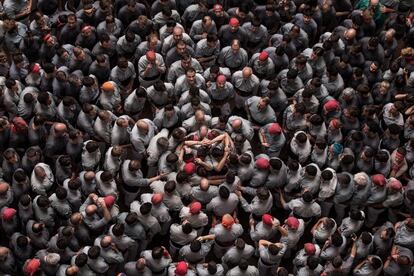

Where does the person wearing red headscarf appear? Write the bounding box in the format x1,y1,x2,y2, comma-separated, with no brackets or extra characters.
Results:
249,50,276,79
197,213,243,259
137,50,166,88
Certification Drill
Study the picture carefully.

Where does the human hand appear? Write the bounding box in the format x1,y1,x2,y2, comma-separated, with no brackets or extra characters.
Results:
201,139,211,146
97,198,106,208
89,193,98,202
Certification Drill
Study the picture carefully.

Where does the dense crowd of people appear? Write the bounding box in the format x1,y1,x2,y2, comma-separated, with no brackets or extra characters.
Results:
1,0,414,275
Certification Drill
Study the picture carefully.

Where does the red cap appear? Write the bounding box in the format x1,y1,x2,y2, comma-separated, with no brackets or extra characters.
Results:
324,100,339,112
32,63,40,74
390,179,403,190
262,214,273,226
190,201,202,214
184,162,196,175
216,75,226,83
304,243,316,255
286,216,300,230
43,33,52,43
268,123,282,135
222,214,235,229
175,261,188,275
372,174,386,187
213,4,222,11
101,81,115,91
256,158,270,170
259,51,269,61
25,258,41,276
146,50,156,61
229,17,239,27
2,208,16,221
103,195,115,208
151,193,163,205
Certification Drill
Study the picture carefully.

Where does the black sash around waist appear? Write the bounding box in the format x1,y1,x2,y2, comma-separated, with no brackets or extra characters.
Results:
215,239,234,247
122,182,140,193
141,73,160,81
234,87,251,97
211,97,229,105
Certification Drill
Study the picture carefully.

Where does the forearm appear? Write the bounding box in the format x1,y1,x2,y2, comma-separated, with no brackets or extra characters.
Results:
239,196,252,213
215,154,228,171
201,234,215,241
102,207,112,221
210,134,226,143
184,140,201,146
259,240,271,247
207,178,225,185
354,260,367,270
199,160,213,171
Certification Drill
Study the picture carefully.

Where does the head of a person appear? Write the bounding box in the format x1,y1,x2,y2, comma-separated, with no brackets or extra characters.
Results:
231,39,240,53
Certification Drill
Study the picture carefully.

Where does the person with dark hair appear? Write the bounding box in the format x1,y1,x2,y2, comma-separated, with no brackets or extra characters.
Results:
243,17,269,56
281,189,322,224
140,246,172,275
226,258,259,275
257,239,287,275
206,185,239,218
195,34,220,69
320,231,347,261
236,186,272,219
296,255,323,275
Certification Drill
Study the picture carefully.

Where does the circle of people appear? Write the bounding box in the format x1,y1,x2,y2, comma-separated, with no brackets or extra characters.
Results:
1,0,414,275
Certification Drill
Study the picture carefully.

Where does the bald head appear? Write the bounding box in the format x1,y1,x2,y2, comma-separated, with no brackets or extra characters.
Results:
137,120,149,134
0,183,9,194
85,204,97,216
0,247,9,257
345,28,356,40
101,236,112,247
34,166,46,180
54,123,67,135
66,265,79,276
173,27,183,41
173,26,183,35
232,119,242,130
70,212,82,225
195,110,205,122
242,67,252,79
200,178,209,191
84,171,95,181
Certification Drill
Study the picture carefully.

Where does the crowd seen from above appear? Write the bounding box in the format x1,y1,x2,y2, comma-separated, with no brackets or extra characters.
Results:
2,0,414,275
